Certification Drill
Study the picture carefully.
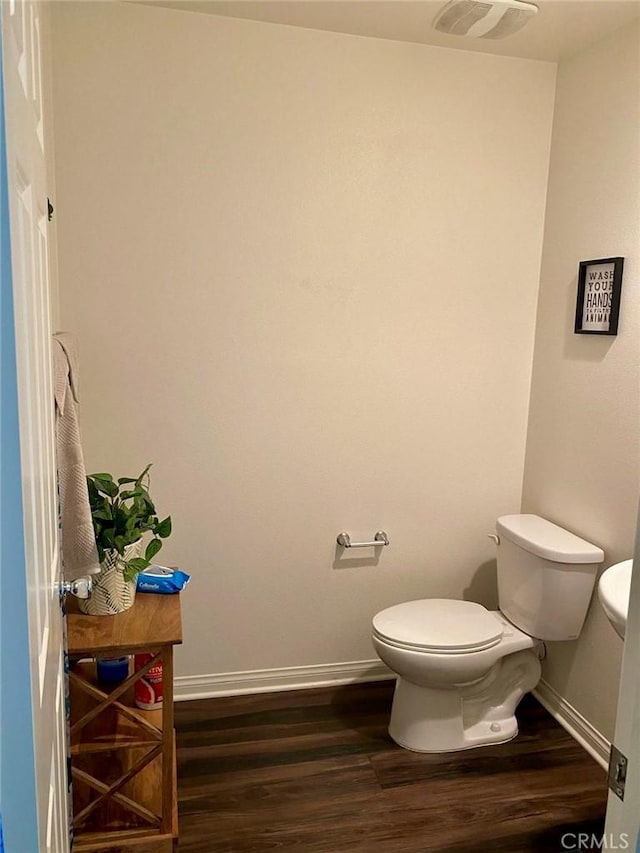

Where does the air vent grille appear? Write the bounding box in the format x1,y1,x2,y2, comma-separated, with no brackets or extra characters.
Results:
433,0,538,40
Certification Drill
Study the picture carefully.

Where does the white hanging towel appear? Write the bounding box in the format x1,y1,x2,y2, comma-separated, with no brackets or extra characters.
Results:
53,332,100,579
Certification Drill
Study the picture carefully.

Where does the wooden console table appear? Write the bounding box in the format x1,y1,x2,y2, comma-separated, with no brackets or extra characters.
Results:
67,593,182,852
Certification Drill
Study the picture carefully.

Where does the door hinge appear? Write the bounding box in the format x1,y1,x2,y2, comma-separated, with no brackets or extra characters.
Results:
47,197,54,221
608,743,627,800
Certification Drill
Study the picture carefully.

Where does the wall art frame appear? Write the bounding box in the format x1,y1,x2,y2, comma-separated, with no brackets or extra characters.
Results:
574,256,624,336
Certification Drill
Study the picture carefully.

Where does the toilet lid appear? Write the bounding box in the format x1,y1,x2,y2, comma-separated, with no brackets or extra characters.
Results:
372,599,504,653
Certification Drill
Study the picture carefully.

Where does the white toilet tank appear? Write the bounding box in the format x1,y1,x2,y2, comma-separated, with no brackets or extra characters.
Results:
495,514,604,641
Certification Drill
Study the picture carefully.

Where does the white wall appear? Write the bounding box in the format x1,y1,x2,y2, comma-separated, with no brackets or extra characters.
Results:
522,22,640,740
50,2,556,680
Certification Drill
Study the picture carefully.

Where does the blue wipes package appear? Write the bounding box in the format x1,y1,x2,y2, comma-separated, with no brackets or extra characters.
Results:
136,565,191,594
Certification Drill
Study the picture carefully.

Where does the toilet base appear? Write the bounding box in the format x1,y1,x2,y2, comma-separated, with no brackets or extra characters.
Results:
388,649,541,753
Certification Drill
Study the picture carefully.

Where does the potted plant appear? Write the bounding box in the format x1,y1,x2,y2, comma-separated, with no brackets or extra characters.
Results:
81,464,172,615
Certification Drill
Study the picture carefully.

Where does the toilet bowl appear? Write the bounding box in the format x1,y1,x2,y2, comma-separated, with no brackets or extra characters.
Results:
372,514,604,753
373,599,542,752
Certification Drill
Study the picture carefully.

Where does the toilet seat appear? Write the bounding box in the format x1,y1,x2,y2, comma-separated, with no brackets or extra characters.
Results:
372,599,504,654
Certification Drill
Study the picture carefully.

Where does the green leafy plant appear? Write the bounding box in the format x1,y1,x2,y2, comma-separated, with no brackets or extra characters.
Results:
87,464,172,583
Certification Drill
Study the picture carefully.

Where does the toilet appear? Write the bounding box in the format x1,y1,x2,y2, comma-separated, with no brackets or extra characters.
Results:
372,514,604,753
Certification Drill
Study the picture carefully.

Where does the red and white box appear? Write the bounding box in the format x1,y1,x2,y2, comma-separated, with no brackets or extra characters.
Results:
134,653,163,710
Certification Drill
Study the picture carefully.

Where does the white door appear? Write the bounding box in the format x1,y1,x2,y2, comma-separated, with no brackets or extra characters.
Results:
1,1,70,850
604,503,640,851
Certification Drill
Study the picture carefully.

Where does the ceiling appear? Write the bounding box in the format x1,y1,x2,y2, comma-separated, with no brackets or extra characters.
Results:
138,0,640,62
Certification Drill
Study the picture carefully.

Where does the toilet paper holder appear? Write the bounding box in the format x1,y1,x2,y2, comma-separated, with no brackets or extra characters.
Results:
337,531,389,548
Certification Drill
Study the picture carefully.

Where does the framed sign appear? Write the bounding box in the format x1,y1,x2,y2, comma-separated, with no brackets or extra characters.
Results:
574,256,624,335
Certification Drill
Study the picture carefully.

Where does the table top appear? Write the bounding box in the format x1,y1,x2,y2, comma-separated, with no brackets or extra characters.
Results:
67,592,183,656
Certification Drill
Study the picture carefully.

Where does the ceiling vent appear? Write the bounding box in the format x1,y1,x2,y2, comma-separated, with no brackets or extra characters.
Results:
433,0,539,40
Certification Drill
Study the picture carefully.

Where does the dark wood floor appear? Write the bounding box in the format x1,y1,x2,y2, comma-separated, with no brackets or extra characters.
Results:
175,682,607,853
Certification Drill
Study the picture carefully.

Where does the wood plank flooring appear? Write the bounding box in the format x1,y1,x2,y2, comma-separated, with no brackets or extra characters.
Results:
175,683,608,853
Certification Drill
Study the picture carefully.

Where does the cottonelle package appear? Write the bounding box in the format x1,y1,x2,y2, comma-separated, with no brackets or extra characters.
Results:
136,565,191,594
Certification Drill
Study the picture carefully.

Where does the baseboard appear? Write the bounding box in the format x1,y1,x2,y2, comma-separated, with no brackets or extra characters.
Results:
174,659,395,701
533,679,610,770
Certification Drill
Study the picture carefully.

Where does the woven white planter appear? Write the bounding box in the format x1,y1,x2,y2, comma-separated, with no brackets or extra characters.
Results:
78,540,144,616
